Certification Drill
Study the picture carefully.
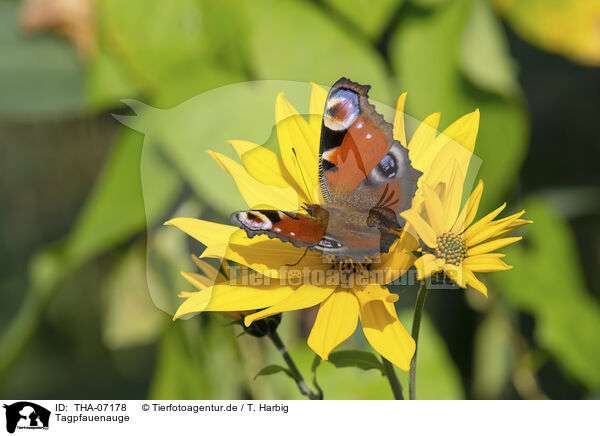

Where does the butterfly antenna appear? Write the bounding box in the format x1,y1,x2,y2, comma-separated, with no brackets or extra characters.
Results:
291,147,314,203
286,247,309,267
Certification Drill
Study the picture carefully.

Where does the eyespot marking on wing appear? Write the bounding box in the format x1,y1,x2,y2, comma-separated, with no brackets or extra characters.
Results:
231,211,279,231
364,141,407,186
323,89,359,131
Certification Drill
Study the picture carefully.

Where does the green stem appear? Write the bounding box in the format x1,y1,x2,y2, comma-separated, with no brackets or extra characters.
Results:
409,281,429,400
382,356,404,400
267,331,322,400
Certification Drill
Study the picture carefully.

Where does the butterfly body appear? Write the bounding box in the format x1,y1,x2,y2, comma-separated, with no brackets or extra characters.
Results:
231,78,422,263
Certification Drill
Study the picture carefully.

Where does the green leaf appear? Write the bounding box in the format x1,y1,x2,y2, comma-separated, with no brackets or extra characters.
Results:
411,0,449,9
494,197,600,389
472,303,512,398
101,244,164,349
0,1,84,120
327,350,385,374
390,0,528,211
149,322,208,399
96,0,204,89
460,0,519,97
244,0,392,104
321,0,404,41
66,128,181,263
90,0,248,109
254,365,294,381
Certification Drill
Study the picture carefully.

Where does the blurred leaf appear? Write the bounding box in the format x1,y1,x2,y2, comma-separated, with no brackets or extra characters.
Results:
390,0,528,210
245,0,392,104
66,128,181,263
149,322,208,399
461,0,519,97
96,0,204,89
90,0,248,110
86,44,141,111
327,350,385,374
254,364,294,381
494,0,600,66
147,202,200,316
397,309,465,399
321,0,404,41
411,0,449,9
101,244,164,349
472,303,512,398
495,197,600,389
0,1,84,120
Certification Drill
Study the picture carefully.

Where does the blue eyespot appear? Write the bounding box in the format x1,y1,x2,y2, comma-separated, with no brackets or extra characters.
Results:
378,154,397,178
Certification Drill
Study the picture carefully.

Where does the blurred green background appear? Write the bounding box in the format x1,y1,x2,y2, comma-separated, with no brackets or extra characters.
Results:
1,0,599,400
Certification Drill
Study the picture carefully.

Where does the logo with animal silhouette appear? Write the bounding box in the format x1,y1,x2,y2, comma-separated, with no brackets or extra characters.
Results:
3,402,50,434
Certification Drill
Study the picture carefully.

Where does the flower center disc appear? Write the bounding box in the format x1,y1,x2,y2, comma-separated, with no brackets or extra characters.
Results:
434,232,467,266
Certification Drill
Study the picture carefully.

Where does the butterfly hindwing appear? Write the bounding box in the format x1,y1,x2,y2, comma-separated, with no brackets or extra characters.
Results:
230,210,325,249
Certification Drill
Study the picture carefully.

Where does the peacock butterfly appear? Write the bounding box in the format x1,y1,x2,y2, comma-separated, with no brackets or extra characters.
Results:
230,78,422,263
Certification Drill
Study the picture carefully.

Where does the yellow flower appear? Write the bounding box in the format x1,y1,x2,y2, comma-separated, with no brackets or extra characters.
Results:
401,178,532,297
164,83,485,369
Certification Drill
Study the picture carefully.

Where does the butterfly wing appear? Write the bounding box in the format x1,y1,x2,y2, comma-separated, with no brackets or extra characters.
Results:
230,209,326,249
319,77,421,217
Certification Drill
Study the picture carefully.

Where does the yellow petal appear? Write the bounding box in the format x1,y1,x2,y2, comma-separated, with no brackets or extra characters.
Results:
462,268,487,297
164,218,238,258
393,92,408,146
414,254,432,280
442,162,465,231
408,112,441,172
463,254,512,272
417,253,446,280
214,231,330,279
452,179,484,233
439,109,480,154
192,256,226,283
228,140,294,190
208,151,299,211
276,93,319,200
467,236,522,257
400,208,438,248
244,284,336,326
182,271,215,290
356,285,415,370
493,218,533,238
378,230,419,283
308,82,327,142
307,288,359,360
466,211,523,247
444,263,467,288
174,281,295,319
422,183,446,235
414,110,479,190
462,202,506,242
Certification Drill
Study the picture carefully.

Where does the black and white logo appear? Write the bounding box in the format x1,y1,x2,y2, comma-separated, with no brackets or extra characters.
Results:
3,402,50,434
